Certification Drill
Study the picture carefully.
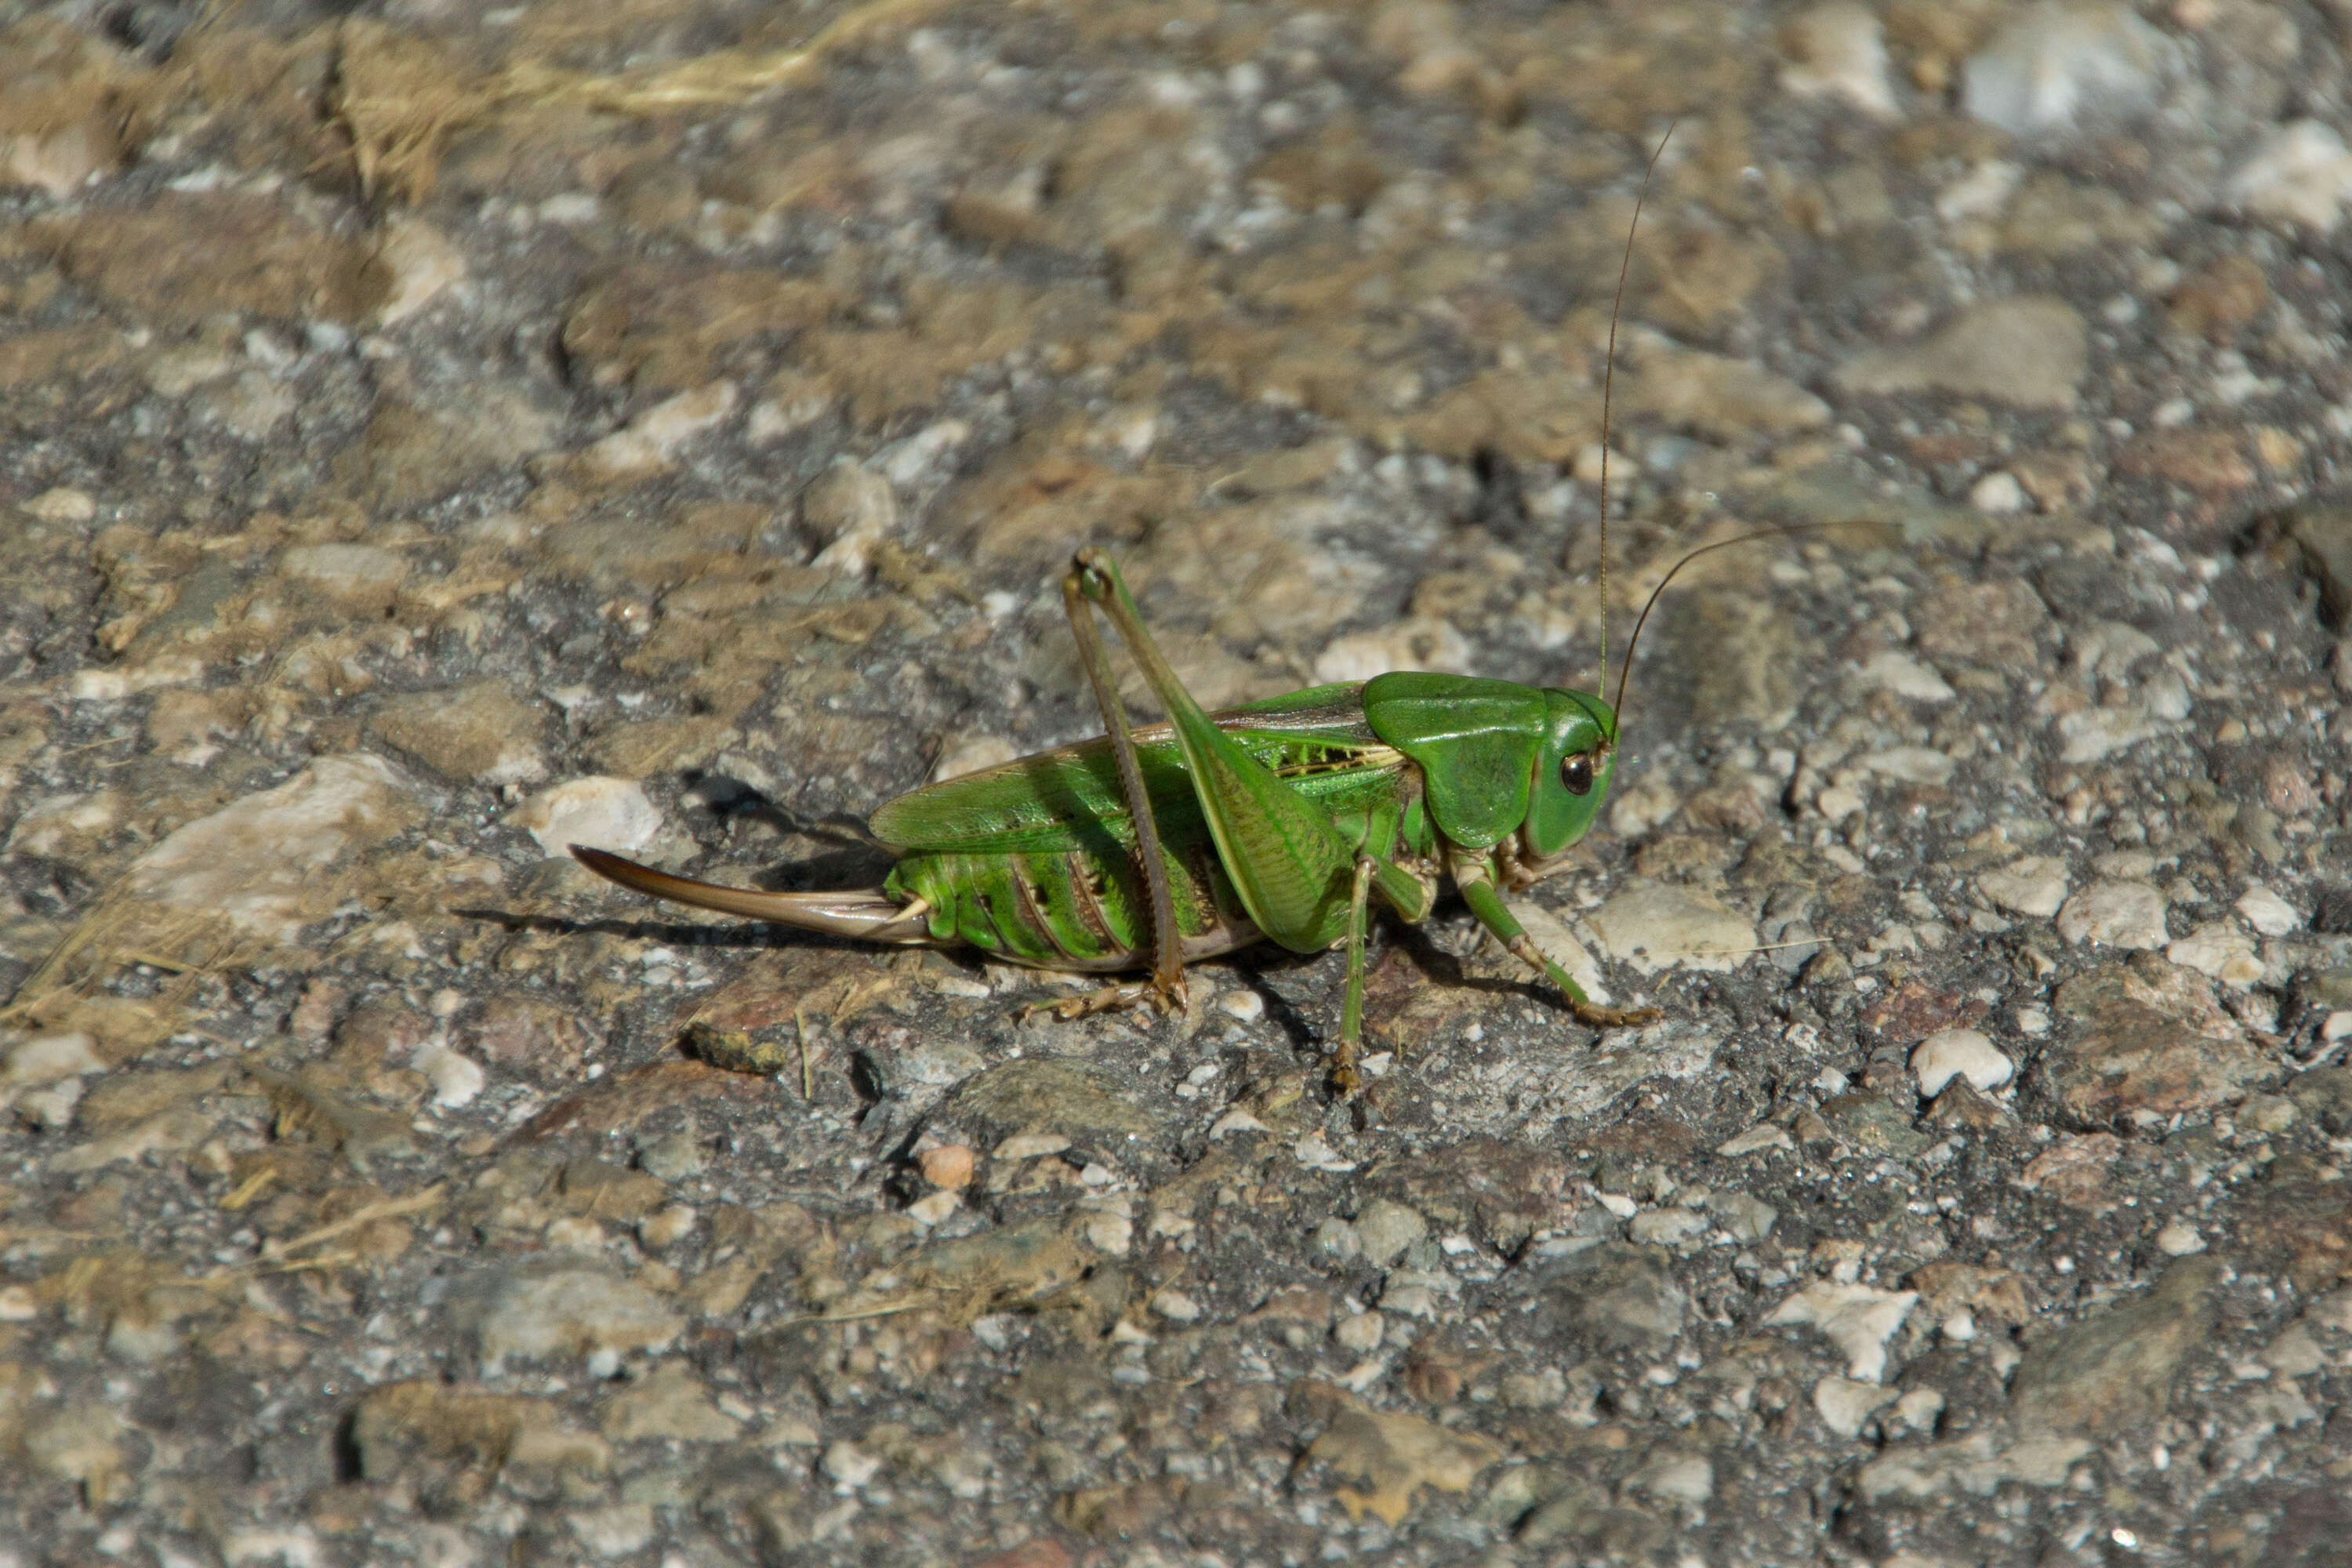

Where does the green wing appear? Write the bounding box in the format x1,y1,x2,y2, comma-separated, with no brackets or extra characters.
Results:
869,683,1392,855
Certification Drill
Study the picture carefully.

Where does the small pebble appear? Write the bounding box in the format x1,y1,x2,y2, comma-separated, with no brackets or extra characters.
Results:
2055,879,2168,949
637,1206,697,1249
1149,1287,1201,1323
906,1190,960,1226
1911,1028,2015,1096
1082,1212,1132,1255
2154,1220,2205,1256
1353,1199,1428,1267
2236,884,2301,936
2166,921,2263,987
1962,0,2165,139
918,1144,976,1189
822,1441,882,1490
2226,119,2352,233
1778,2,1898,119
1218,989,1265,1024
510,775,661,858
993,1132,1069,1160
1979,856,2070,919
1333,1309,1384,1353
1969,471,2027,514
1719,1123,1796,1156
1628,1207,1709,1247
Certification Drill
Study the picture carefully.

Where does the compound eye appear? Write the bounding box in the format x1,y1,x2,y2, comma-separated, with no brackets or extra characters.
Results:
1559,751,1595,796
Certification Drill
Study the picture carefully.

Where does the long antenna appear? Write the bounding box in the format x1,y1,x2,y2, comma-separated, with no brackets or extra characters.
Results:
1595,122,1679,735
1611,521,1856,724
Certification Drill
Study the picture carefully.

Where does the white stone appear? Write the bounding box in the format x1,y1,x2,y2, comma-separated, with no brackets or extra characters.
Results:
1766,1281,1918,1381
2226,119,2352,234
1814,1374,1900,1438
373,218,466,327
2154,1220,2204,1256
1856,651,1956,703
1081,1211,1132,1255
1628,1207,1709,1247
67,655,204,702
1969,471,2027,514
1711,1192,1779,1244
1333,1309,1384,1353
2053,706,2154,764
412,1044,485,1108
1779,2,1898,119
1353,1198,1428,1266
1217,989,1265,1024
1816,782,1866,822
1911,1029,2013,1096
1864,746,1956,786
578,382,740,481
2236,884,2301,936
993,1131,1070,1160
1718,1123,1795,1156
1292,1133,1356,1173
24,485,96,522
2055,879,2167,949
475,1268,682,1370
125,755,421,941
1628,1452,1716,1504
1589,883,1757,976
1892,1388,1946,1433
1978,855,2070,918
18,1080,83,1130
510,776,660,858
822,1440,882,1490
1207,1108,1269,1138
2,1032,103,1087
1962,1,2167,139
2165,921,2263,988
1149,1287,1201,1323
876,419,971,490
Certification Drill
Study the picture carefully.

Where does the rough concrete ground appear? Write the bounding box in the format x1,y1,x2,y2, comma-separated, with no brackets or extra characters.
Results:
2,0,2351,1563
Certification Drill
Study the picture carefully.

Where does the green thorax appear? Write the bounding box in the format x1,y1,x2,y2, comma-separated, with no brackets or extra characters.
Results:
1361,671,1617,858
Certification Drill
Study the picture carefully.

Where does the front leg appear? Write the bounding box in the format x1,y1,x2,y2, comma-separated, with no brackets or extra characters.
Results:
1450,852,1661,1029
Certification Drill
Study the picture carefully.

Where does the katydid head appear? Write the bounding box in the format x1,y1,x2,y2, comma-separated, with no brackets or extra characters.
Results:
1521,687,1618,860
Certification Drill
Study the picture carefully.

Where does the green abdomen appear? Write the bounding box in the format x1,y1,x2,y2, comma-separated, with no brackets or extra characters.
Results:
886,829,1256,971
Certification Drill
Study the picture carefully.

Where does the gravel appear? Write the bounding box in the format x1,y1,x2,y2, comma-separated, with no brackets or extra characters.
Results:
2,0,2351,1564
